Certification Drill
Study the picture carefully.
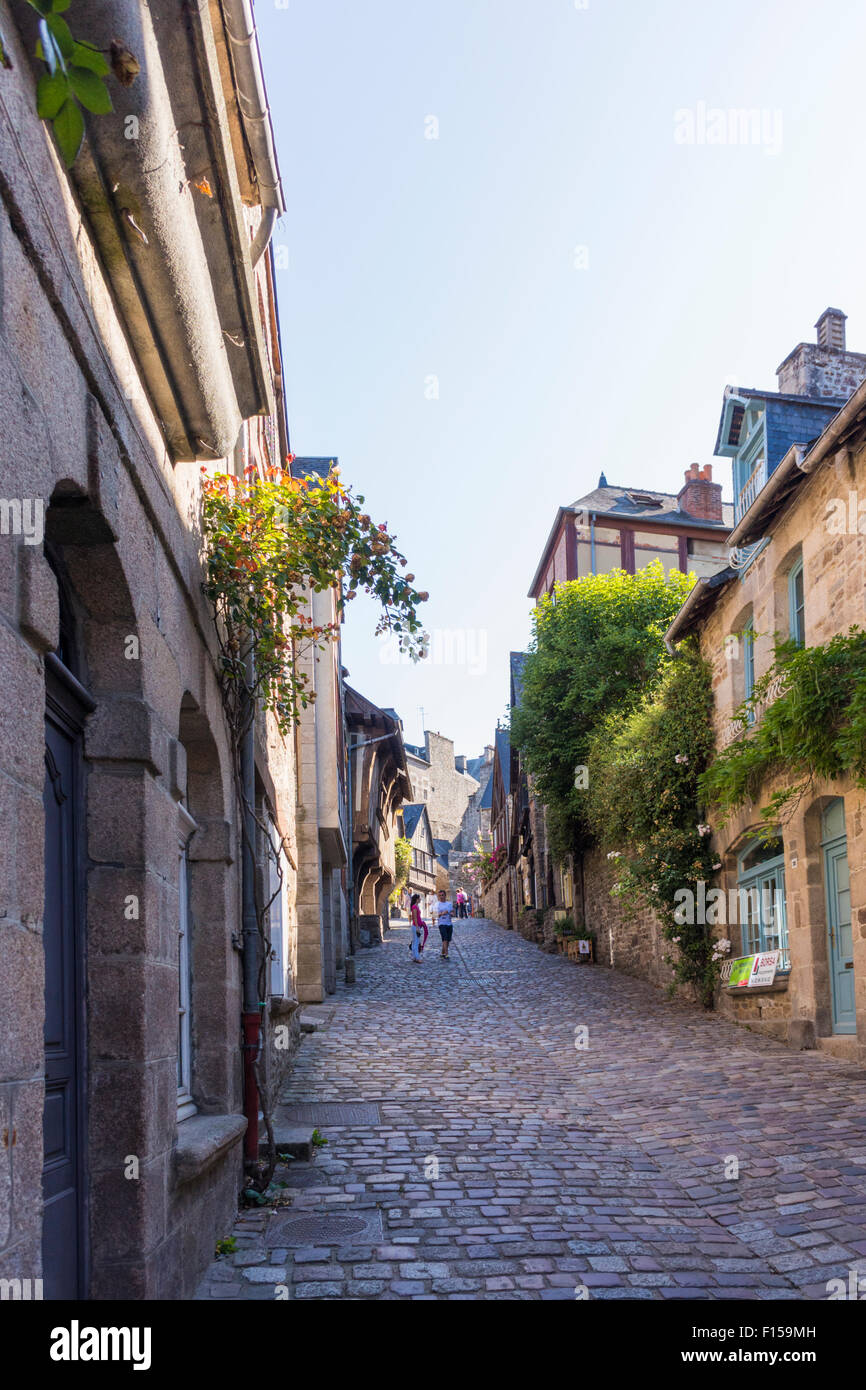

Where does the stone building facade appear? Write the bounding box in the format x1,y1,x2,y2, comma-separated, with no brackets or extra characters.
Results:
404,730,479,843
0,0,340,1301
668,364,866,1064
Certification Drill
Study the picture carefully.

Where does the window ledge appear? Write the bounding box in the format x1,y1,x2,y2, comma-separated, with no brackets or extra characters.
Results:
174,1113,247,1186
724,977,789,996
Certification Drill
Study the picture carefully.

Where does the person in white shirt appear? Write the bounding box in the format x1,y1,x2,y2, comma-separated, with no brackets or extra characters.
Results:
426,891,438,928
436,889,454,960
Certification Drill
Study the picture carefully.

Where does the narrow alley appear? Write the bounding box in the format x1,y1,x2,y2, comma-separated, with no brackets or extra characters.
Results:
196,918,866,1301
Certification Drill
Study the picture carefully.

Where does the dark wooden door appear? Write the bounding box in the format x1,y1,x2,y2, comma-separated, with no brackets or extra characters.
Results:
42,669,88,1299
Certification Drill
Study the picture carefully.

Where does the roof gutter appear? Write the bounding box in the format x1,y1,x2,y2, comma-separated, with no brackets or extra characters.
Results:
222,0,286,264
664,578,711,652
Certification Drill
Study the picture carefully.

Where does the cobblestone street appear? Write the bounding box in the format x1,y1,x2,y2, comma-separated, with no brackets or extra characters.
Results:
196,917,866,1301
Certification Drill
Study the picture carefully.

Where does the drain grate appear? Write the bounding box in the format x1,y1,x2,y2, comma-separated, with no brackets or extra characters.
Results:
268,1210,383,1246
278,1103,381,1126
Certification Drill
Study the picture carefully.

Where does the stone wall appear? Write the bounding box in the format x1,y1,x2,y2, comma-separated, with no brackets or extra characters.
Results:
696,428,866,1063
412,731,478,844
581,847,679,993
0,13,303,1298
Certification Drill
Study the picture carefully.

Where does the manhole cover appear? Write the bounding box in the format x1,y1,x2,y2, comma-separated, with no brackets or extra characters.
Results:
268,1210,384,1247
279,1103,381,1126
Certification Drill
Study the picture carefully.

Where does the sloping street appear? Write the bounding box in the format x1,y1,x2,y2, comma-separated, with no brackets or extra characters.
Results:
196,918,866,1301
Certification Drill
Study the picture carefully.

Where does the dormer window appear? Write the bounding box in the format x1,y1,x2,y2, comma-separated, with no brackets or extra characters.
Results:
626,492,663,508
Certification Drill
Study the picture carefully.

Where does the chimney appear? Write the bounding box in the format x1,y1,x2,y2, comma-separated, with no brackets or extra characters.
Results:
777,308,866,399
678,462,723,523
816,307,846,351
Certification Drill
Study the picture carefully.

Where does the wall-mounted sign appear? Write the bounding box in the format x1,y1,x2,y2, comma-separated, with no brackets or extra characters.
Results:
749,950,780,987
727,951,780,987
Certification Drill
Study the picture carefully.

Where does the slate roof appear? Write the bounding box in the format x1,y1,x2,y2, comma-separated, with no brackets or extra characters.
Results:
290,456,338,480
479,774,494,810
713,388,848,457
571,483,734,530
401,804,426,839
510,651,527,710
433,837,451,868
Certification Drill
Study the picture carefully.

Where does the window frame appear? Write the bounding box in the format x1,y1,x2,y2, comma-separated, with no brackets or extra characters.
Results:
742,617,756,722
788,558,805,647
736,835,789,971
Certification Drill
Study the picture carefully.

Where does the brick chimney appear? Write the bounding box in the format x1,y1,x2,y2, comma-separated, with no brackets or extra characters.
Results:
678,463,723,523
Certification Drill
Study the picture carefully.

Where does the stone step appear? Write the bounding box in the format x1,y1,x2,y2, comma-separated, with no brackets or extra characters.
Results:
264,1118,316,1162
816,1034,859,1061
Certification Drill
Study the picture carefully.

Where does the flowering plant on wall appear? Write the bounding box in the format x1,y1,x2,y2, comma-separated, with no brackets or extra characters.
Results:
200,459,427,737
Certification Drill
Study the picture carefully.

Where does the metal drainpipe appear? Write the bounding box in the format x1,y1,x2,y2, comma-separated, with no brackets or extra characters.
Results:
590,512,597,574
240,648,261,1166
222,0,286,265
346,731,356,956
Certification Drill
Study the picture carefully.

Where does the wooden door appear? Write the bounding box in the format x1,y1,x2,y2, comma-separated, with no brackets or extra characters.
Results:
42,669,89,1298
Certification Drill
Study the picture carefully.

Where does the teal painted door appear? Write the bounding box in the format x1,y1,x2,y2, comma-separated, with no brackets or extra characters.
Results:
821,803,855,1033
825,840,855,1033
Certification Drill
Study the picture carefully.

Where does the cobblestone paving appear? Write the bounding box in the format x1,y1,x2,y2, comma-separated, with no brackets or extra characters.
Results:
195,917,866,1301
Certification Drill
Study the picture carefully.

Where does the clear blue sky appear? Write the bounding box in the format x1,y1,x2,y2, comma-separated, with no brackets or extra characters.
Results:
257,0,866,756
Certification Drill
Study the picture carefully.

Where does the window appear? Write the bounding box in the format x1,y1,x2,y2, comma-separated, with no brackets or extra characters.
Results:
743,618,755,721
788,559,805,647
737,834,789,970
177,803,198,1121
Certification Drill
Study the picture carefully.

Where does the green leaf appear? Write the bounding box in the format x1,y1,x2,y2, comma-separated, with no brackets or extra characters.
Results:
71,42,110,77
36,68,68,119
30,0,54,15
68,66,112,113
52,96,84,166
51,0,72,11
46,12,74,60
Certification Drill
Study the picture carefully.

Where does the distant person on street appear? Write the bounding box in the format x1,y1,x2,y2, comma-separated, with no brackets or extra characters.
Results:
436,888,454,959
426,891,438,931
456,888,467,919
409,894,424,963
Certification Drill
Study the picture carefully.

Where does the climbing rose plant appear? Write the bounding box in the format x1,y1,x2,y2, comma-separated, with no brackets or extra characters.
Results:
200,459,427,735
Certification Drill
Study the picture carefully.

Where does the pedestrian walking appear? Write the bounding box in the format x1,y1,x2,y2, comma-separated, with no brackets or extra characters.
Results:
456,888,467,919
408,893,425,963
426,890,438,931
436,888,454,959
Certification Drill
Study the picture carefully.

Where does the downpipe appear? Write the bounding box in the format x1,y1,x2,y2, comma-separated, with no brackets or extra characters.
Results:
240,650,262,1166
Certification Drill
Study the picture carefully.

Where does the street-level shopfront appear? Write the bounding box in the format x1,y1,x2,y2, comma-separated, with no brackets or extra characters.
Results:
715,793,862,1062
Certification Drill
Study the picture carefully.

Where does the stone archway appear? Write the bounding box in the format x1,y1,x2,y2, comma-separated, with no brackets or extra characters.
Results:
44,490,155,1299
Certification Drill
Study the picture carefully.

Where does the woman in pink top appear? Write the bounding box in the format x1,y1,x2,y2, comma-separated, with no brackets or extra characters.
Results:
409,894,427,962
